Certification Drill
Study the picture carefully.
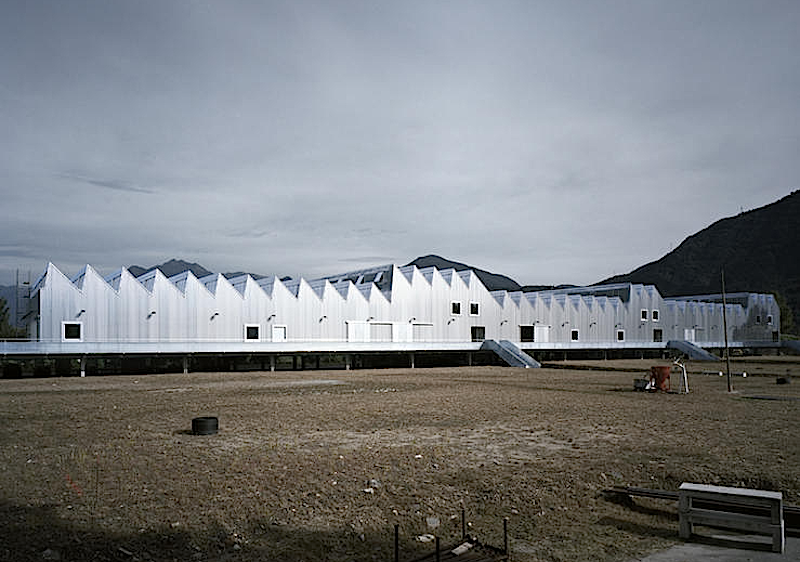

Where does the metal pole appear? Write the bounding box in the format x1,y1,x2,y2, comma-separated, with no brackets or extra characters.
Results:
721,269,732,392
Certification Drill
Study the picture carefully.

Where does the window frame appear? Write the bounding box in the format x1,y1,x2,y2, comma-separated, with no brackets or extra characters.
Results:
640,309,648,321
470,325,486,342
469,302,480,316
244,324,261,341
451,301,462,316
616,329,625,342
571,329,579,341
520,325,535,342
272,324,288,342
651,309,659,322
62,321,83,342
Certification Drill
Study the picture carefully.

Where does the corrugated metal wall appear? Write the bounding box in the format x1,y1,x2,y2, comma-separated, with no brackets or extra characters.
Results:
30,262,780,345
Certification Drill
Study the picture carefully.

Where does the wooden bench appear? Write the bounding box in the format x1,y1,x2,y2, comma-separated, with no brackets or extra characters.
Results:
678,483,784,553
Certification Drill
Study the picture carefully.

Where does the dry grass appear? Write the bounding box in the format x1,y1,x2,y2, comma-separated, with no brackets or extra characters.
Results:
1,357,798,561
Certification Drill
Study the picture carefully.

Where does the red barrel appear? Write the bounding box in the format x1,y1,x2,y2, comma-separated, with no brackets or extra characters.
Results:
650,366,671,391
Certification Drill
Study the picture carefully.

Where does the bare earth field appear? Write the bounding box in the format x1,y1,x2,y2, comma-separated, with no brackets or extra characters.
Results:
1,357,799,562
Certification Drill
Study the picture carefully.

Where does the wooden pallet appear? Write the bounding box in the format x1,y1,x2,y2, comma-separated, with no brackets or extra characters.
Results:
678,483,784,553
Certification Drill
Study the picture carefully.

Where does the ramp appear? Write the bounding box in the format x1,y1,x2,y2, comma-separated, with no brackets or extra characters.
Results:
666,340,720,361
480,339,541,368
782,340,800,355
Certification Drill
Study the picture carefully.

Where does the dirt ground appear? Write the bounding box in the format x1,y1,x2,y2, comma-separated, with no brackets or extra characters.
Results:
1,357,798,562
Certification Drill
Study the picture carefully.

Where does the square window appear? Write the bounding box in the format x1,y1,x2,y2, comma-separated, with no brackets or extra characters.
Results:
652,310,659,321
470,302,480,316
471,326,485,342
616,330,625,342
451,301,461,315
571,329,579,341
520,325,535,342
767,315,773,324
245,325,260,340
641,309,648,321
63,322,82,341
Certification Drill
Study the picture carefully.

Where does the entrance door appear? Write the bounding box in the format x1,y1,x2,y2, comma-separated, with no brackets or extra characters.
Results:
412,324,433,342
369,323,392,342
347,321,369,342
653,328,663,343
534,325,550,343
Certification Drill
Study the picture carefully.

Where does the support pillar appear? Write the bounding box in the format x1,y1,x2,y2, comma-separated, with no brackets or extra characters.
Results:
345,354,351,370
183,356,189,374
409,353,415,369
80,356,87,378
467,352,472,366
270,355,276,372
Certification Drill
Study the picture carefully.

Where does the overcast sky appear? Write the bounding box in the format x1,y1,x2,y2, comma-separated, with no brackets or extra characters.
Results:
1,1,798,287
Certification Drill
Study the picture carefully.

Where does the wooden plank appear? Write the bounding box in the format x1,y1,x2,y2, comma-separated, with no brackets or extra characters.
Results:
682,507,781,535
679,483,782,502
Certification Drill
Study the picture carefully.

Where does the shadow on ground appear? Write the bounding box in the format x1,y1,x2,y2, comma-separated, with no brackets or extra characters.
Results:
0,501,420,562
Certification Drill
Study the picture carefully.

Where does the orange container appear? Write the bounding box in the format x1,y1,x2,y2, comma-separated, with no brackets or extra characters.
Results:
650,366,671,391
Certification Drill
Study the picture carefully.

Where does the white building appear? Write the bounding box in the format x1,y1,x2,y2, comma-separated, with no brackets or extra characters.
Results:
14,262,778,362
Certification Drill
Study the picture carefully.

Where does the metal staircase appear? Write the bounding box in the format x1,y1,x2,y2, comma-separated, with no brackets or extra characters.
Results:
480,339,541,368
666,340,720,361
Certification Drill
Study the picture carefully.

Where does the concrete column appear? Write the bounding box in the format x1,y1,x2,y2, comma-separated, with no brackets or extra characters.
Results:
345,354,351,370
80,356,87,378
270,355,276,372
409,353,415,369
183,356,189,374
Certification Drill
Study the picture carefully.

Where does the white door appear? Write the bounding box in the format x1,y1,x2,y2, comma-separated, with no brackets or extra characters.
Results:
393,322,412,342
369,323,392,342
684,328,695,342
346,321,369,342
534,325,550,343
412,324,433,342
272,325,287,342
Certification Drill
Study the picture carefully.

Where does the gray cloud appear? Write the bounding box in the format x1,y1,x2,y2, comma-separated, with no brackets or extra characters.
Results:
0,0,798,287
58,172,156,194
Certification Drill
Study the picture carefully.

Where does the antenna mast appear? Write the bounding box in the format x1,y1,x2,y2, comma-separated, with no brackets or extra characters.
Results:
721,268,732,392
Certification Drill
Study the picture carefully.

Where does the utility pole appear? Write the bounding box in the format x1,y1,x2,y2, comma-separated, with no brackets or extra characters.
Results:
721,268,732,392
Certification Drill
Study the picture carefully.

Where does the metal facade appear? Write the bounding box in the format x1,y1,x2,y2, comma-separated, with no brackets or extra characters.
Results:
21,262,780,350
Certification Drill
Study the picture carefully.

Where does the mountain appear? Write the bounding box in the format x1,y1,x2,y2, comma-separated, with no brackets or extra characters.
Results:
405,254,523,292
600,190,800,332
222,271,267,280
128,259,212,279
